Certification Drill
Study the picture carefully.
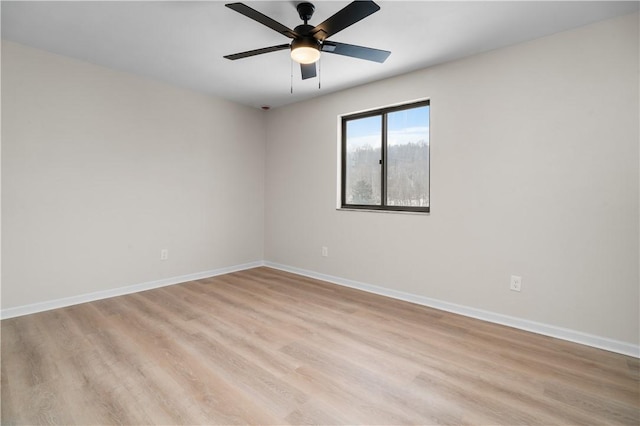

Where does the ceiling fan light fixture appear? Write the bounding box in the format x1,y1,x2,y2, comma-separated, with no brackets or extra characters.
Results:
290,38,320,64
291,46,320,64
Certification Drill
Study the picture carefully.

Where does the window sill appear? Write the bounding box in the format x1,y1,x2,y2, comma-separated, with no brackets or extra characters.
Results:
336,207,430,216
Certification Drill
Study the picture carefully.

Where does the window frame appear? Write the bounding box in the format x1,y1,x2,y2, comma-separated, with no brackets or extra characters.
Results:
340,99,430,213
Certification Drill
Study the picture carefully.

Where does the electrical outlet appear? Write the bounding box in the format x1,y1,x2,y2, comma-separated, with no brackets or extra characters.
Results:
160,249,168,260
510,275,522,292
321,246,328,257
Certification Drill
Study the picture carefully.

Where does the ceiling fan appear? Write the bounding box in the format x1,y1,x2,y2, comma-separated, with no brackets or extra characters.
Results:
223,1,391,80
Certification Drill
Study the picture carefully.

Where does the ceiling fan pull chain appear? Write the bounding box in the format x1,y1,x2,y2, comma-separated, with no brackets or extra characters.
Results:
290,58,294,94
318,57,321,90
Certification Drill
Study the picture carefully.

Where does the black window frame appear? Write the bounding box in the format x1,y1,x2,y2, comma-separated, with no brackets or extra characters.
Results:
341,99,430,213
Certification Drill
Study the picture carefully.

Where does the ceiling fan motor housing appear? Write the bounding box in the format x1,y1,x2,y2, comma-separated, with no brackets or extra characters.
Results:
291,36,320,51
293,24,315,37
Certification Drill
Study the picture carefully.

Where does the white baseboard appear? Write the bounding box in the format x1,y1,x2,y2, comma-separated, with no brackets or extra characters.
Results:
3,259,637,358
264,261,640,358
0,261,265,320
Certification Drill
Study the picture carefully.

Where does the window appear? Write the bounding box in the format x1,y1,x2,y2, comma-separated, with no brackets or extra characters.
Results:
341,100,430,213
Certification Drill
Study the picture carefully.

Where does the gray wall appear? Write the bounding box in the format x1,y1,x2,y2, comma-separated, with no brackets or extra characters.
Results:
2,41,265,308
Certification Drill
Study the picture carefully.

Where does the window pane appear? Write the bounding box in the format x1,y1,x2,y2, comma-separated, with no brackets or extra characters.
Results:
345,116,381,205
386,105,429,207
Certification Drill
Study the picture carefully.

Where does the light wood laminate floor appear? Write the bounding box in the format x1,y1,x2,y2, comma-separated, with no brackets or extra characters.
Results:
2,267,639,425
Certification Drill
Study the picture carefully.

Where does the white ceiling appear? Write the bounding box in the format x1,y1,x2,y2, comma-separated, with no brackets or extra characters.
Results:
2,1,638,109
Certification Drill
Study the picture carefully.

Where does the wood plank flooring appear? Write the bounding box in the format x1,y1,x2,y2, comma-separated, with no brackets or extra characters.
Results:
2,267,638,425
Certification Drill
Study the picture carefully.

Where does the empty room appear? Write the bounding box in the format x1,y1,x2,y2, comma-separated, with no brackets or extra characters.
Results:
1,1,638,424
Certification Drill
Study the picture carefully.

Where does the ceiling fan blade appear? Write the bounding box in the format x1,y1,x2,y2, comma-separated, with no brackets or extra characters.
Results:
311,1,380,40
226,3,298,39
224,44,290,60
300,63,317,80
322,41,390,63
